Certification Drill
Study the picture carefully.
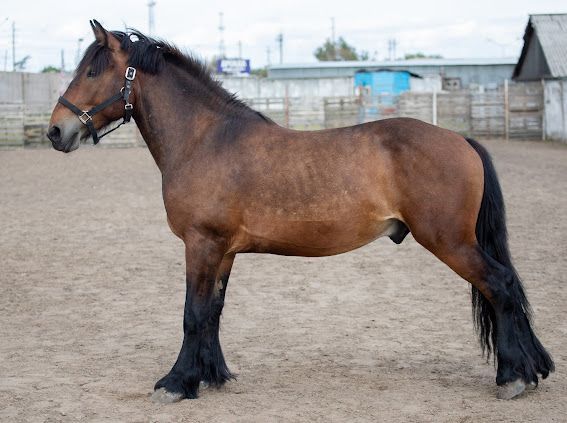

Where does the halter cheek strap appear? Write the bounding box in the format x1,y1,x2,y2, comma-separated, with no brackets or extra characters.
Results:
58,66,137,144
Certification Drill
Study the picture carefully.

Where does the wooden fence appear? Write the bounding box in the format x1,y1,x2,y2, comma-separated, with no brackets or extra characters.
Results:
0,103,142,147
247,81,543,140
0,80,543,147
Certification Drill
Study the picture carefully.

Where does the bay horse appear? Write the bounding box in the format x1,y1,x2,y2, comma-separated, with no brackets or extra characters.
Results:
47,20,554,402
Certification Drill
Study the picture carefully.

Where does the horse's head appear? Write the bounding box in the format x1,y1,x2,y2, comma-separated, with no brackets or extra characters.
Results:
47,20,136,152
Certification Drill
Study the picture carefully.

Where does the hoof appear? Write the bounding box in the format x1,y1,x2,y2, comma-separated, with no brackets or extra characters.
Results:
151,387,184,404
525,381,537,391
496,379,526,400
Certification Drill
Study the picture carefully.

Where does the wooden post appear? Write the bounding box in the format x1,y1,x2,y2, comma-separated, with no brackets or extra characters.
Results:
432,90,437,126
541,78,546,141
284,84,290,128
504,79,509,141
562,79,566,143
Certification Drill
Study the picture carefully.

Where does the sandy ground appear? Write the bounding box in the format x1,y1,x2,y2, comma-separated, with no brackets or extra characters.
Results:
0,139,566,422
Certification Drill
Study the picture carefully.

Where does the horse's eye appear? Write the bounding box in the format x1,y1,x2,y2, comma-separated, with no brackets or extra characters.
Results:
86,69,95,78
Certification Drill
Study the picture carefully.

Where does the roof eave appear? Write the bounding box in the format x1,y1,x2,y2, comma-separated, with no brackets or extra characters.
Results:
512,18,534,79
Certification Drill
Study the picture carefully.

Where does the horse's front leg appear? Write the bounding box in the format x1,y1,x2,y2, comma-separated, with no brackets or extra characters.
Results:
202,253,236,388
152,232,227,402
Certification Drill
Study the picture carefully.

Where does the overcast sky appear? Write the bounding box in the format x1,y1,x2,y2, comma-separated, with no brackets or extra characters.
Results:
0,0,563,72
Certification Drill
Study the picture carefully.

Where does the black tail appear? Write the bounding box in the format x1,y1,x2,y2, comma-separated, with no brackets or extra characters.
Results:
465,138,554,383
464,137,531,360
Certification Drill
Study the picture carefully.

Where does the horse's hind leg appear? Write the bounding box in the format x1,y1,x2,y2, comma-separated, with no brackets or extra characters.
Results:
413,231,553,399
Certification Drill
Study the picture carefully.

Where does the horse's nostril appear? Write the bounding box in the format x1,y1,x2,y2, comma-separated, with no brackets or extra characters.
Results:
47,125,62,143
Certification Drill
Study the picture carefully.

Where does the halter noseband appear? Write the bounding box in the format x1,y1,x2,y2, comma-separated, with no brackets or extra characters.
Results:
58,66,137,144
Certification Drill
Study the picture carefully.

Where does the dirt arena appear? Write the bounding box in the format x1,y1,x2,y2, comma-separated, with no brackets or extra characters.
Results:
0,139,565,422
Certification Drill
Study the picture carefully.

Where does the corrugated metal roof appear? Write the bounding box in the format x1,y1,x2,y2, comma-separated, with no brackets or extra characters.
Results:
514,14,567,79
269,57,517,70
531,14,567,78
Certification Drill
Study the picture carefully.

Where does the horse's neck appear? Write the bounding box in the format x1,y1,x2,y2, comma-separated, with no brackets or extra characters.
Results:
132,68,226,173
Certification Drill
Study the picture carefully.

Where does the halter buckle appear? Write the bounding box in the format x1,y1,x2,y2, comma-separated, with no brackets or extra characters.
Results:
79,111,93,124
125,67,136,81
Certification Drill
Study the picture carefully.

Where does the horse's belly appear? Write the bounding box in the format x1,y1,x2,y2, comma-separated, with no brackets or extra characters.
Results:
231,215,398,257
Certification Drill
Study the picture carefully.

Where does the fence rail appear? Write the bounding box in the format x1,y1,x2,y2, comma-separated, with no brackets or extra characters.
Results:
0,78,544,147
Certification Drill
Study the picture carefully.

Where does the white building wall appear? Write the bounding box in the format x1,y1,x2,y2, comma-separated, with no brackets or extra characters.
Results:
218,76,355,99
409,75,442,92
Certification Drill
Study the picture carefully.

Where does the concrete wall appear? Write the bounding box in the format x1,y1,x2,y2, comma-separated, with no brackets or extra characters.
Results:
544,79,567,142
0,71,72,105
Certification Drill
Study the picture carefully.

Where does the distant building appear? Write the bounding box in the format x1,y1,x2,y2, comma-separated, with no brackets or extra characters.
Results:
513,14,567,81
268,58,517,89
513,14,567,141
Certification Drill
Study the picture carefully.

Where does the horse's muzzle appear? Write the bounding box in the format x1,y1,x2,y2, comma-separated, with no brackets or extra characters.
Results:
47,123,80,153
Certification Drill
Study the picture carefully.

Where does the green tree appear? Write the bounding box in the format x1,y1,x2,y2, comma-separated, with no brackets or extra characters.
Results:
314,37,367,61
41,65,61,73
404,52,443,60
250,68,267,78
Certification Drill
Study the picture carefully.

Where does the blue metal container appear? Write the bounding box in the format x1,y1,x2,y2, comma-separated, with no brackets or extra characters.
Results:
354,70,411,101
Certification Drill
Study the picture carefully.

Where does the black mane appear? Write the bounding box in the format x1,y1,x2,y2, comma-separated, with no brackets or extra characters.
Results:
76,29,271,121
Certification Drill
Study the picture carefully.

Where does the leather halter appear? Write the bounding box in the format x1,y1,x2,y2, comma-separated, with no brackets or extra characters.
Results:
58,67,137,144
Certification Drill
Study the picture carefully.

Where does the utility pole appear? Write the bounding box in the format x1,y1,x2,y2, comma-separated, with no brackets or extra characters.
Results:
387,38,397,60
331,17,339,60
266,46,271,66
331,17,335,44
75,38,84,67
60,49,65,72
148,1,156,34
276,33,283,64
218,12,225,59
12,21,15,71
393,39,397,60
238,40,242,58
392,38,398,60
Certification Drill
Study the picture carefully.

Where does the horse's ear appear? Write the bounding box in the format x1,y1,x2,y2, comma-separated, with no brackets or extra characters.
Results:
90,19,108,46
